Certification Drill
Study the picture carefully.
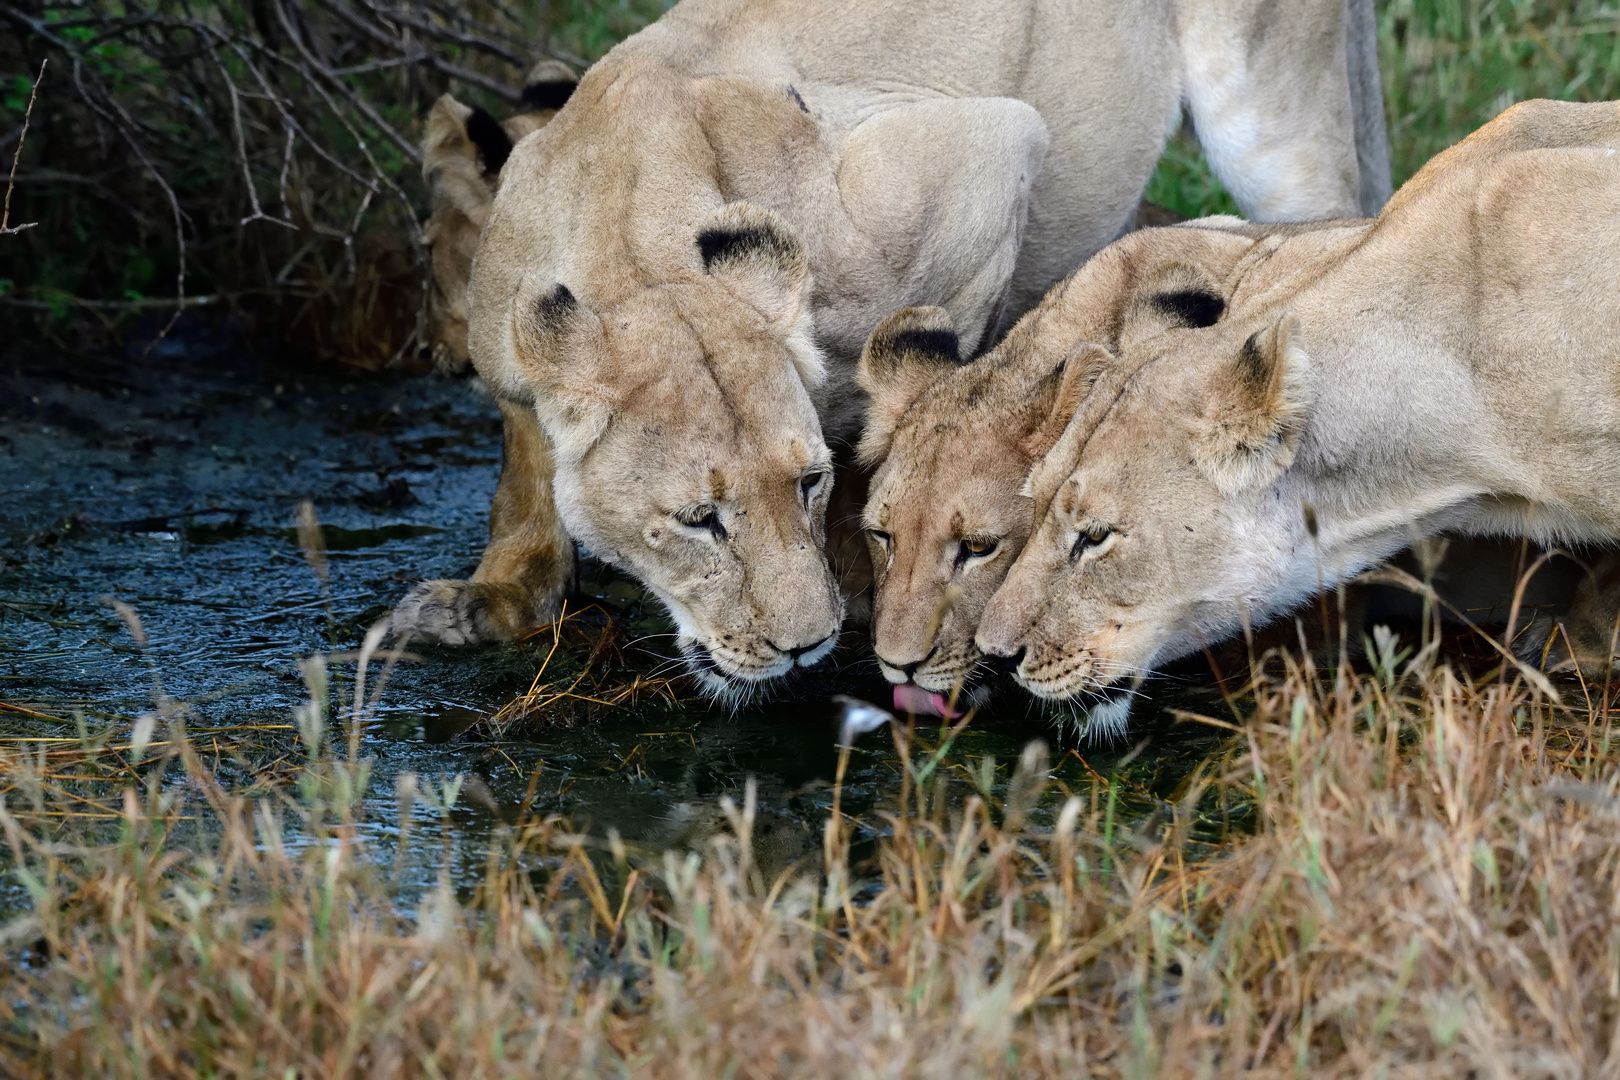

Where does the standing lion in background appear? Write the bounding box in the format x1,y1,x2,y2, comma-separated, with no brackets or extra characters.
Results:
420,59,580,377
397,0,1392,701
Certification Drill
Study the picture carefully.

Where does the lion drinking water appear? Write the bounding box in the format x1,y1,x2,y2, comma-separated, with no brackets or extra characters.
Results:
975,99,1620,734
397,0,1392,699
855,221,1298,716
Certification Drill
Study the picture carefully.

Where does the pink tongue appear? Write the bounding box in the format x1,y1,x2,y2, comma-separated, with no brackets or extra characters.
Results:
893,684,962,719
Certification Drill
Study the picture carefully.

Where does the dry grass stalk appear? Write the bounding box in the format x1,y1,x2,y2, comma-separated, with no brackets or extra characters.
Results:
2,634,1619,1077
479,603,685,734
0,0,610,365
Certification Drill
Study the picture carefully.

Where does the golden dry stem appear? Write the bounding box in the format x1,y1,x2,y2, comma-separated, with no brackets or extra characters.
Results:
2,651,1619,1077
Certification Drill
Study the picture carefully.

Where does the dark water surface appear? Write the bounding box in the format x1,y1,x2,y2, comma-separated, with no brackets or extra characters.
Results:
1,332,1234,903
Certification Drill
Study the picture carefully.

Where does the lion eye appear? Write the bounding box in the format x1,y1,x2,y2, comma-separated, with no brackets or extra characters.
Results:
1069,526,1113,563
676,504,726,538
799,469,827,505
868,529,892,549
956,537,998,566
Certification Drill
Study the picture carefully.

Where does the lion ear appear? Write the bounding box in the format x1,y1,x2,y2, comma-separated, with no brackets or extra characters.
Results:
697,202,813,330
1118,261,1227,353
1194,313,1316,494
510,277,614,463
519,58,578,112
1017,343,1115,461
854,306,961,466
423,95,503,225
424,94,512,181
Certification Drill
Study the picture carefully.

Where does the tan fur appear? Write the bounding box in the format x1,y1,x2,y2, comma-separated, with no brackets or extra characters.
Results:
978,100,1620,726
410,0,1390,694
420,60,578,376
397,65,583,644
856,224,1263,695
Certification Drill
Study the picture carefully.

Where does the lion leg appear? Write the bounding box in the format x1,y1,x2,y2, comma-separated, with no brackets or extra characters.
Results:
393,398,574,645
1176,0,1369,220
832,95,1049,355
1520,553,1620,677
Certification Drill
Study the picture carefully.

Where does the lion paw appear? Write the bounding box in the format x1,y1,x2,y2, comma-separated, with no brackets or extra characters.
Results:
1513,612,1620,678
391,580,555,646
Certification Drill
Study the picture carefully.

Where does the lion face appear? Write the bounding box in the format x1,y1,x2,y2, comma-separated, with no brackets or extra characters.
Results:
978,311,1317,716
506,206,845,696
863,424,1035,696
855,227,1264,708
855,308,1093,700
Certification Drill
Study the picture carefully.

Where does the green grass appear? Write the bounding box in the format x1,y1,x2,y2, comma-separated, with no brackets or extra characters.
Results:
1381,0,1620,181
547,0,676,62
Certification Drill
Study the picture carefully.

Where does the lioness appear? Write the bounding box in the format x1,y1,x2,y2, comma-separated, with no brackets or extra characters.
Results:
977,99,1620,733
856,222,1283,715
421,60,578,376
400,0,1392,697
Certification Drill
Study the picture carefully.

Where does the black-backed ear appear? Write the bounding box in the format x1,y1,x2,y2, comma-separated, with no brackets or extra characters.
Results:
510,277,613,463
855,306,961,466
1193,312,1315,494
464,105,514,176
1017,342,1116,461
696,202,814,339
1119,261,1228,352
520,58,578,112
423,94,498,222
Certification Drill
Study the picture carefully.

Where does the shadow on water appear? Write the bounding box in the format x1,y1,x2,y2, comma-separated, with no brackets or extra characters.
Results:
0,327,1370,904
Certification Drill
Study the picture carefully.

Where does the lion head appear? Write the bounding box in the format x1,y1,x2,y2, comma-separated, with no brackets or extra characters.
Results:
856,225,1263,714
977,259,1322,735
492,203,845,698
420,61,576,374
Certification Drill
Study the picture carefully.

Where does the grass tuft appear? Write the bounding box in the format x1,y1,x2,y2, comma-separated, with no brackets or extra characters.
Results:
4,634,1619,1076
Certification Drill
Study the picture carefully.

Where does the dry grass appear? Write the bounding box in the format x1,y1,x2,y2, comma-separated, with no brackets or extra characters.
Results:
3,630,1619,1077
480,603,686,735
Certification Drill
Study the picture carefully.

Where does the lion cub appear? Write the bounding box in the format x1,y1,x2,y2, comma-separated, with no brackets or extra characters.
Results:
977,99,1620,731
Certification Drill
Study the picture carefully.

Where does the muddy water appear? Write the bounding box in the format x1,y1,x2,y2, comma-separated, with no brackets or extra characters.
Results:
1,329,1232,903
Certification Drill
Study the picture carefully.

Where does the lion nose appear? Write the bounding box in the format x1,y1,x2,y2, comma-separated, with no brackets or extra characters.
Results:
987,646,1026,675
876,655,921,679
771,634,833,661
875,647,934,680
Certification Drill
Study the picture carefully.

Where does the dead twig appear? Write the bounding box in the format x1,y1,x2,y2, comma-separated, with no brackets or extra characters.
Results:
0,57,45,236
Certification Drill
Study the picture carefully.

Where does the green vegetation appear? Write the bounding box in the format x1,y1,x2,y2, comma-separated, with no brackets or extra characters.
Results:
3,0,1616,349
0,1,673,364
1381,0,1620,183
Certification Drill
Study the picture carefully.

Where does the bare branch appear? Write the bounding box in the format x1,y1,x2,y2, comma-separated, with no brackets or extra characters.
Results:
1,58,46,236
0,0,634,364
